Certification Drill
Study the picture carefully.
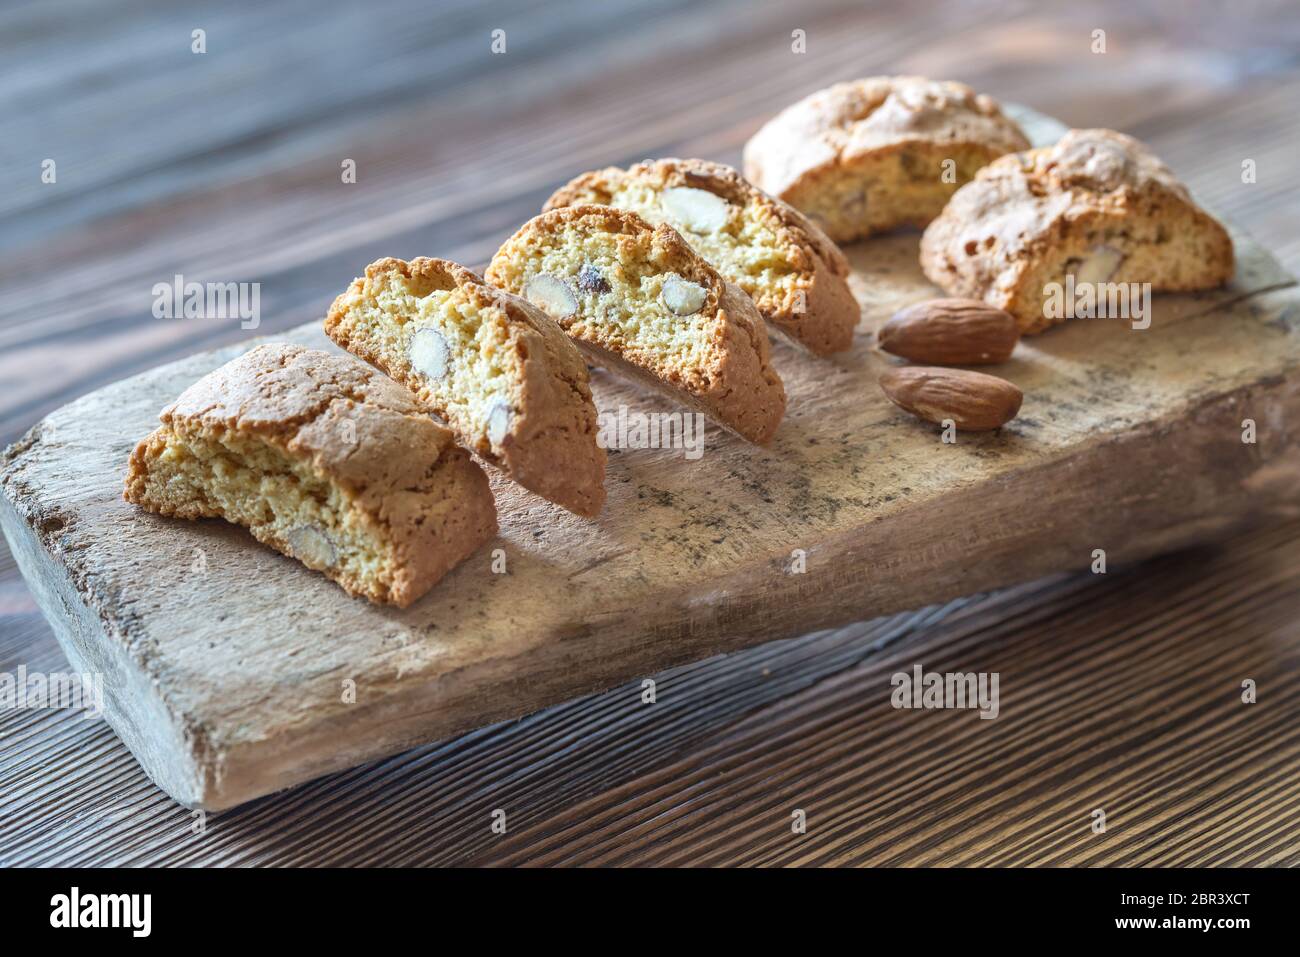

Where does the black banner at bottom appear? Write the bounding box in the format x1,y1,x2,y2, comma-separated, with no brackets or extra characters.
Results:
0,866,1281,942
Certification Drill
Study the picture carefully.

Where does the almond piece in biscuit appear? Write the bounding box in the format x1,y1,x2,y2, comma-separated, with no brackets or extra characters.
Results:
123,343,497,607
545,158,859,355
918,128,1235,333
743,75,1030,244
486,205,787,445
325,257,606,517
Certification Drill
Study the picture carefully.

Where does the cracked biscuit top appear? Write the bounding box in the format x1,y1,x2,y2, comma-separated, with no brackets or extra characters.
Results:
743,76,1030,242
159,342,445,482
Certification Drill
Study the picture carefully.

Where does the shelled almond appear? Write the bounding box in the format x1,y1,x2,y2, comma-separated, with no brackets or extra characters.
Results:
879,366,1022,431
878,299,1019,365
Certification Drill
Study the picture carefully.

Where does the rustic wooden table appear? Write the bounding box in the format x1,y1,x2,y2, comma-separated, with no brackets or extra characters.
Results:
3,0,1299,866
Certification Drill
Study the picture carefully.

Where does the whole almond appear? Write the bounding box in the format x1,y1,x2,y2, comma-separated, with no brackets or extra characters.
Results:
879,366,1022,431
878,298,1019,365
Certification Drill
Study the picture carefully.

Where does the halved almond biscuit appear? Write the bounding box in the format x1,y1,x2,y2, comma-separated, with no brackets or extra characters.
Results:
919,128,1235,333
485,205,787,445
124,343,497,607
744,76,1030,243
326,258,606,516
544,158,858,355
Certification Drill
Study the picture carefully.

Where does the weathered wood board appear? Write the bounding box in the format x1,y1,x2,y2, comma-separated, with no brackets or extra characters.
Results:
4,108,1300,810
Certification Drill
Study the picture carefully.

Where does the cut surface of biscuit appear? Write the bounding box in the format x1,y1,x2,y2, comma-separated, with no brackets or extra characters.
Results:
124,343,497,607
485,205,786,445
544,158,859,355
325,257,606,516
743,75,1030,243
919,128,1236,333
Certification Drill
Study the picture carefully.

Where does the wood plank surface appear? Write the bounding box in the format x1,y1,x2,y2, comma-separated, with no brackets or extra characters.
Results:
6,109,1298,808
3,0,1300,864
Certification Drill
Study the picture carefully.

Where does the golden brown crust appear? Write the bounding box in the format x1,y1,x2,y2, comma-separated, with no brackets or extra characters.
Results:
124,343,497,607
544,158,859,355
485,205,786,444
918,128,1236,332
325,257,606,516
743,76,1030,242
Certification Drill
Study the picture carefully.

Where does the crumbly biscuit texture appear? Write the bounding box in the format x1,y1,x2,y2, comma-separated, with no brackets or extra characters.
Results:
485,205,786,445
743,75,1030,243
919,128,1235,333
123,343,498,607
325,257,606,516
545,158,859,355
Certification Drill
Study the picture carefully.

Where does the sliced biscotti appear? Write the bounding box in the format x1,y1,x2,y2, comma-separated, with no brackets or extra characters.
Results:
919,128,1236,334
325,257,605,517
544,158,859,355
123,343,497,608
485,205,786,445
743,75,1030,244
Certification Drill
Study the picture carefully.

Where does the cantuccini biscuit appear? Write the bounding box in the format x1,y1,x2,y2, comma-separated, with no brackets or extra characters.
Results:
485,205,787,445
545,158,859,355
743,75,1030,243
124,343,497,607
918,128,1235,333
326,257,606,516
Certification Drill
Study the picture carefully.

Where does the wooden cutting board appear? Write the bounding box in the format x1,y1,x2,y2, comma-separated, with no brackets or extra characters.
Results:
4,107,1300,810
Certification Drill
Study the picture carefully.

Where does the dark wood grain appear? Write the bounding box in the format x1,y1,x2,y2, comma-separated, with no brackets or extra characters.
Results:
2,0,1300,865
